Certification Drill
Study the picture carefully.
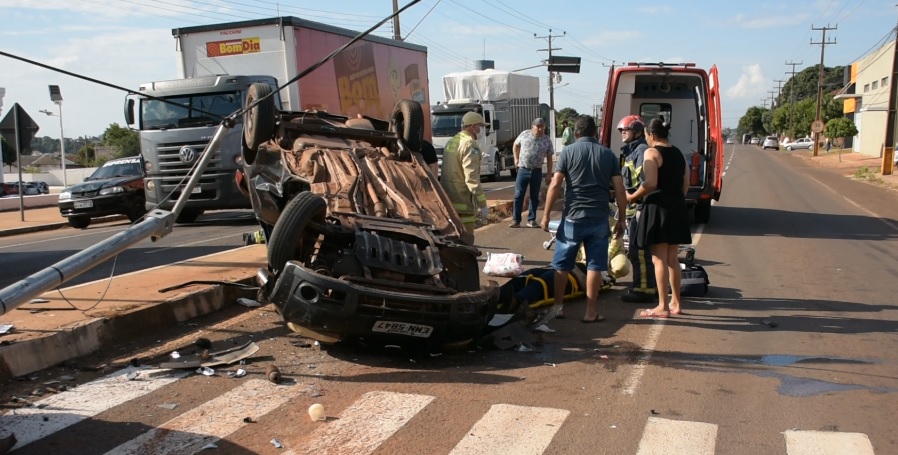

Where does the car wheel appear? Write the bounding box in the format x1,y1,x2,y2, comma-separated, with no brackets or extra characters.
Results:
68,216,91,229
786,146,793,151
243,82,276,163
176,209,203,224
267,191,328,274
126,204,145,223
390,100,424,153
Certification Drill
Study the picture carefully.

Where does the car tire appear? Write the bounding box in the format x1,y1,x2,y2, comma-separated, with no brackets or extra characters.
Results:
786,146,793,151
176,209,203,224
390,100,424,153
267,191,328,274
243,82,276,163
126,204,145,223
68,216,91,229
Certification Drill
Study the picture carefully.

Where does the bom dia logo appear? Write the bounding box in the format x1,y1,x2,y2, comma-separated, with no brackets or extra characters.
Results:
206,37,261,58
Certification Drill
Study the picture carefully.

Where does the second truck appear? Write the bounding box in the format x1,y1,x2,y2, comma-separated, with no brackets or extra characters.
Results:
431,66,543,181
125,16,431,221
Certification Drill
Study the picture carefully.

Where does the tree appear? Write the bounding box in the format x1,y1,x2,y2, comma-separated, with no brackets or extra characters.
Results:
554,107,579,137
1,136,17,171
824,117,859,148
738,106,768,137
102,123,140,158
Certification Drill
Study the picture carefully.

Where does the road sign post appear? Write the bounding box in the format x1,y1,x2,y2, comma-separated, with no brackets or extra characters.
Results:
0,104,41,220
811,119,824,156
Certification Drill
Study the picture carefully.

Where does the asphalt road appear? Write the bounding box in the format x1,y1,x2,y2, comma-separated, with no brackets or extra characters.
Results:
0,210,259,289
3,144,898,454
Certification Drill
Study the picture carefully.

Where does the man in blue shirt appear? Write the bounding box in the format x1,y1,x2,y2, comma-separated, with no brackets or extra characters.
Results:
540,115,627,323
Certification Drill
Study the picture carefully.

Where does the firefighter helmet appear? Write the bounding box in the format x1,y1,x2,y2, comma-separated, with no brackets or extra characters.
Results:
462,111,486,127
617,115,645,132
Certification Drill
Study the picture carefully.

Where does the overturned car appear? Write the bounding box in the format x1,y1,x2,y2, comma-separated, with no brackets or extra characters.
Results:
239,84,498,345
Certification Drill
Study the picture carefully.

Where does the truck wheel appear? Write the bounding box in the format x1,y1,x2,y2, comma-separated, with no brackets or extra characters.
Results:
390,100,424,153
488,154,501,181
176,209,203,224
68,216,90,229
243,83,276,163
268,191,327,274
694,200,711,224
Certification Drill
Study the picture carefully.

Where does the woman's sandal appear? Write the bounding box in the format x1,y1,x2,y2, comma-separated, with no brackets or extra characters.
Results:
638,309,670,319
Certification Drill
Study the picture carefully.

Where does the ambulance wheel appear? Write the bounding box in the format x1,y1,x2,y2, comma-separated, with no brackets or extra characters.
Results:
243,82,276,163
268,191,327,274
694,200,711,224
390,100,424,153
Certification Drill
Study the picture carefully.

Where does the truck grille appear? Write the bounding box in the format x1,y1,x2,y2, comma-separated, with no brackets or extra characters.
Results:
154,140,224,192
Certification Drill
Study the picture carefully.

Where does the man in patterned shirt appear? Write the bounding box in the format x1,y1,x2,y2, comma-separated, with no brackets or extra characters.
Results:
511,118,554,228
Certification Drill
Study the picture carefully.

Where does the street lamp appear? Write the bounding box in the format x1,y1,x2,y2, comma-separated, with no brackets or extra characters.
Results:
41,85,67,187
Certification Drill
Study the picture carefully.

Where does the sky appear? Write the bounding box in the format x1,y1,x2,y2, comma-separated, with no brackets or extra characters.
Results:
0,0,895,140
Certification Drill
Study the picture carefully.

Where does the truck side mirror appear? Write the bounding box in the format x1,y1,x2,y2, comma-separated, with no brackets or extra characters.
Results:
492,119,500,130
124,98,136,127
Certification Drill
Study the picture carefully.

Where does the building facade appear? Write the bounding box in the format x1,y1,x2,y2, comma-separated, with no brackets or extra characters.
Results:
837,39,894,158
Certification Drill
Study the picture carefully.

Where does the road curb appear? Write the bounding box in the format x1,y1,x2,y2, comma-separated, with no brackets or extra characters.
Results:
0,276,258,381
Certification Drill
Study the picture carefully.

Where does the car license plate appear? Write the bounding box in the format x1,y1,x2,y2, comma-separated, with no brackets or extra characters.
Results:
74,200,93,209
371,320,433,338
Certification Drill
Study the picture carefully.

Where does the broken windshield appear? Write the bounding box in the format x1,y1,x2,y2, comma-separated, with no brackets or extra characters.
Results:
141,91,242,130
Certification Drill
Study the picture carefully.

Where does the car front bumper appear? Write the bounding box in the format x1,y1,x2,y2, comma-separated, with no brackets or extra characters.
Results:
265,262,499,344
58,193,138,218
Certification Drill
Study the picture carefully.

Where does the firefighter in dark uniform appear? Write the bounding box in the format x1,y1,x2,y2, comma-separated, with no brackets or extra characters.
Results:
618,115,657,303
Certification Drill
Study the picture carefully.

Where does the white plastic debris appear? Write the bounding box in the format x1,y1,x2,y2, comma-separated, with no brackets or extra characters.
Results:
233,369,247,378
125,371,140,381
30,298,49,303
270,438,284,448
515,344,534,352
533,324,555,333
0,324,13,335
487,314,514,327
170,351,181,359
196,367,215,376
158,403,178,410
308,403,326,421
236,297,262,308
201,443,218,450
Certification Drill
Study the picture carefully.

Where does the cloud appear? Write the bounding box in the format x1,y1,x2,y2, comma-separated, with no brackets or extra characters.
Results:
732,13,796,29
637,6,673,15
726,64,766,98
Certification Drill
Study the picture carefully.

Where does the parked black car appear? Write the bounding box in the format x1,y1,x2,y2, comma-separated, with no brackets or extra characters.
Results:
57,156,146,229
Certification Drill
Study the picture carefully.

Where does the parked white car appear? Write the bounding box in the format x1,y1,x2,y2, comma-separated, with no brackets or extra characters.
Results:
783,137,815,151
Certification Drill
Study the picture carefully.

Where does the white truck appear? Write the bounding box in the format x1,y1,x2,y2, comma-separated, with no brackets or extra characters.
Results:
126,16,430,221
432,69,542,181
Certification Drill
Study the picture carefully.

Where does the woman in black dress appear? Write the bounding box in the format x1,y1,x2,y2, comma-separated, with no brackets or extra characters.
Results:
626,118,692,318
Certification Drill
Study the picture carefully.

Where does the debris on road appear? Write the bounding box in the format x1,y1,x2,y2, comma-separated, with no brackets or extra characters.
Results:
158,403,178,410
159,341,259,369
761,319,779,328
308,403,326,421
195,337,212,350
196,367,215,376
236,297,262,308
228,368,247,378
243,417,255,423
201,443,218,450
0,324,14,335
270,438,284,448
266,364,281,383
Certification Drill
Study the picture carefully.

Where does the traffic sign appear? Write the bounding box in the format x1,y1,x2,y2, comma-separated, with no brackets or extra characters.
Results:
811,119,824,133
0,103,40,154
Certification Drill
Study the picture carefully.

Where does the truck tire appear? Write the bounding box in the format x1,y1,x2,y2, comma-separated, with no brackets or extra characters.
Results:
488,153,501,181
268,191,327,274
68,216,90,229
390,100,424,153
243,83,276,162
176,209,204,224
694,200,711,224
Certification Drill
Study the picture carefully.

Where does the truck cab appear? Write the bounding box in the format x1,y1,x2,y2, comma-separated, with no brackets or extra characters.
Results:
124,75,281,222
431,102,510,181
600,62,723,223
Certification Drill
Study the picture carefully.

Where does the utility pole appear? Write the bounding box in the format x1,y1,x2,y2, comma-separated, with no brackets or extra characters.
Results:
535,30,565,115
773,79,785,102
391,0,402,41
811,24,837,156
785,61,802,139
767,90,778,110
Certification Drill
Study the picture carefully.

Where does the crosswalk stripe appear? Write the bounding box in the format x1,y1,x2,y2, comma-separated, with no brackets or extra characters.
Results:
783,430,875,455
1,366,187,450
103,378,297,455
449,404,569,455
636,417,717,455
293,391,434,455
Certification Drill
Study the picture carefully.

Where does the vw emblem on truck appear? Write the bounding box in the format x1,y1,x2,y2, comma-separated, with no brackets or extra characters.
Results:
179,146,197,163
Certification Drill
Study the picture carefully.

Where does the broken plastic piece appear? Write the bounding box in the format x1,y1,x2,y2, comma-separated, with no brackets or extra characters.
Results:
125,371,140,381
308,403,326,421
543,363,556,367
30,298,50,303
270,438,284,448
761,319,779,328
0,324,14,335
533,324,555,333
233,369,247,378
158,403,178,410
237,297,262,308
196,367,215,376
170,351,181,359
515,344,534,352
201,443,218,450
